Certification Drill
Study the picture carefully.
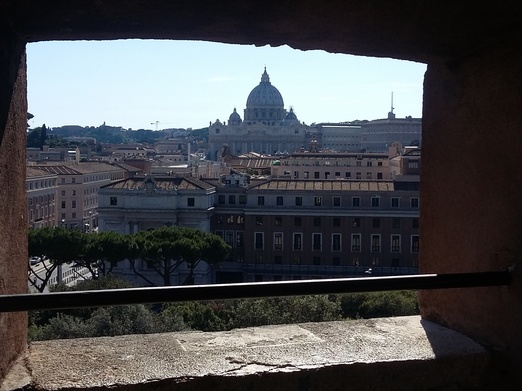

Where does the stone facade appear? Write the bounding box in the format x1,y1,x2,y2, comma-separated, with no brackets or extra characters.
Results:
208,70,307,159
212,177,419,282
318,123,362,152
271,152,393,180
25,167,58,228
34,162,128,230
360,116,422,152
98,173,420,284
98,175,216,234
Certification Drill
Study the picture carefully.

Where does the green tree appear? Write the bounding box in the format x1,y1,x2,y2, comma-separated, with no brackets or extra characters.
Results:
28,276,163,341
39,124,48,150
87,305,160,337
340,291,419,319
82,231,137,277
161,302,224,332
230,296,342,328
28,227,87,293
130,227,230,286
26,127,42,148
26,124,48,149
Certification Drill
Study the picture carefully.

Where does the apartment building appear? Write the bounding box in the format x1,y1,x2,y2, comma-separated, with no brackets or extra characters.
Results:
98,171,419,284
212,177,419,282
34,162,128,230
25,167,58,228
389,147,421,178
316,123,362,152
360,116,422,152
270,152,392,180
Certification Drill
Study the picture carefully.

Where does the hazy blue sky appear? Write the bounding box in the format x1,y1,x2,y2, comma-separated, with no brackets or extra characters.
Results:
26,40,426,131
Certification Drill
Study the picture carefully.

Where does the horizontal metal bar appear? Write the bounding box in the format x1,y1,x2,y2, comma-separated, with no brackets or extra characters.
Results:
0,271,512,313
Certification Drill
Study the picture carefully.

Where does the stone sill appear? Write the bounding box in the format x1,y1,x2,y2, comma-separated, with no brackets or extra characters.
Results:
2,316,492,391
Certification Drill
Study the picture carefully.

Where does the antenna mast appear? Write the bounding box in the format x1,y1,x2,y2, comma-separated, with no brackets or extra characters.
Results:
388,92,396,119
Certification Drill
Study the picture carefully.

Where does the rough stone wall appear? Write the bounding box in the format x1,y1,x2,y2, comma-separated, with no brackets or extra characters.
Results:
1,0,522,386
0,33,27,381
419,40,522,371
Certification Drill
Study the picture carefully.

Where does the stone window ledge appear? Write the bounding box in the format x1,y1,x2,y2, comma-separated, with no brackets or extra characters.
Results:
2,316,491,391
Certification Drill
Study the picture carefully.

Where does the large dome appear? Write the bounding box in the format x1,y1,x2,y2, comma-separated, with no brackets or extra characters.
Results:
246,69,284,108
244,68,287,124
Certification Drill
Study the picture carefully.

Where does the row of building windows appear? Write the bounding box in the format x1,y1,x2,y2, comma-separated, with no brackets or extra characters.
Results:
217,194,419,208
217,215,419,229
27,178,57,190
29,205,55,221
215,230,419,254
84,173,113,183
299,171,384,180
109,196,197,207
28,194,55,205
281,159,385,167
247,256,419,268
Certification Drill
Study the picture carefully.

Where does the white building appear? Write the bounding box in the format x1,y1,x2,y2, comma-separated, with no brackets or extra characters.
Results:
98,175,216,234
208,69,308,159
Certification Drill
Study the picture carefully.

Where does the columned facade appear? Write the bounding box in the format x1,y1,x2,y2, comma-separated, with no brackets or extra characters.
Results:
208,69,307,159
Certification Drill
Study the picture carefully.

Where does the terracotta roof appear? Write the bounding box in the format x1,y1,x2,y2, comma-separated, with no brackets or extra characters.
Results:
102,176,215,191
225,158,273,169
35,162,124,175
34,165,82,175
250,180,395,191
111,162,144,172
26,166,58,178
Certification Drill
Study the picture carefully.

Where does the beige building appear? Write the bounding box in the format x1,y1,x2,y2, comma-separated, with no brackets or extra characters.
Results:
360,113,422,152
34,162,128,230
25,167,58,228
389,147,421,179
271,151,393,180
317,123,362,152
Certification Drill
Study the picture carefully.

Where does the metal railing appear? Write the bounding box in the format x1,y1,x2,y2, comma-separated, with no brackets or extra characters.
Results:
0,270,512,313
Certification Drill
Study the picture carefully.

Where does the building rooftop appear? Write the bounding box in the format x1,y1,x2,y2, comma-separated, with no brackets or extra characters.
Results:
103,176,215,191
35,162,125,175
25,166,58,179
250,180,395,191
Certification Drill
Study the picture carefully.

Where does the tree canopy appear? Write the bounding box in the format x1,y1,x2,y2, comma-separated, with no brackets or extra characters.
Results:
28,226,230,291
28,227,88,292
26,124,48,149
132,227,230,286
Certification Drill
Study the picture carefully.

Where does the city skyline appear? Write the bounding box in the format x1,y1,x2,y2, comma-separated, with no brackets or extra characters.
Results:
26,40,426,131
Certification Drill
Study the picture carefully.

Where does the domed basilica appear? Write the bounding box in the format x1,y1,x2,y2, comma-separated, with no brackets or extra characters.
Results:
208,68,307,160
